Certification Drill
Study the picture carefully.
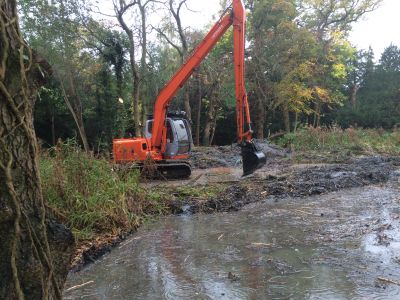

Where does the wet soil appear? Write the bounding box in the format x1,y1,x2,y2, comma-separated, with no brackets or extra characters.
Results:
70,230,135,272
70,142,288,269
170,156,400,214
189,141,287,169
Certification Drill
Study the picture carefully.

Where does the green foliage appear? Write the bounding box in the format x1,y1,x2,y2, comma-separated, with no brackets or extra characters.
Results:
40,140,167,240
168,185,223,200
335,45,400,129
277,126,400,156
379,44,400,72
19,0,389,146
300,0,382,35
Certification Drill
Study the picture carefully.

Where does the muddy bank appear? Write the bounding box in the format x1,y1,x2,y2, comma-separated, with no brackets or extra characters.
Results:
69,155,400,271
189,141,287,169
70,143,285,270
170,156,400,214
70,230,135,272
65,181,400,299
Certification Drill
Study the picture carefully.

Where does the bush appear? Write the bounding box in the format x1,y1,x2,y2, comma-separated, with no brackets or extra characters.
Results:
277,126,400,156
40,139,167,240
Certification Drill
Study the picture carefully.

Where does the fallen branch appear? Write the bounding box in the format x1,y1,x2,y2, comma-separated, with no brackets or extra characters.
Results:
377,277,400,285
251,242,273,247
65,280,95,292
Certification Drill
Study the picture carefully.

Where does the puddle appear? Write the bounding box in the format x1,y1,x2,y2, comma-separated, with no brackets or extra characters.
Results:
65,184,400,299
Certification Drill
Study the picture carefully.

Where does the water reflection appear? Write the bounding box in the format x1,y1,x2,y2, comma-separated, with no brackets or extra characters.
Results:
65,185,400,299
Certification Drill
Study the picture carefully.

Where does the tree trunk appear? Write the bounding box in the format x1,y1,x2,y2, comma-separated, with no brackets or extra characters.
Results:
313,101,321,127
255,96,265,139
283,103,291,133
129,37,141,137
133,77,141,136
350,84,358,109
51,113,56,146
195,73,202,146
293,111,298,132
0,2,74,299
57,0,90,153
163,0,192,122
59,80,90,153
203,87,218,146
252,30,268,140
184,87,192,122
209,109,218,146
138,0,148,136
116,6,141,137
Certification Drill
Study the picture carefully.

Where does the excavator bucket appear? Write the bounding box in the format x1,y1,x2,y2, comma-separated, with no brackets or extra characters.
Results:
241,140,267,176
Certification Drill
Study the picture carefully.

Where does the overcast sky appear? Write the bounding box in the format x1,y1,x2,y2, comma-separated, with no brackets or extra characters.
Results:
349,0,400,58
98,0,399,59
178,0,400,59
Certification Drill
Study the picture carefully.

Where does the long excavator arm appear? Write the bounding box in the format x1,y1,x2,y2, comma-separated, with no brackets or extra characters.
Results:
152,0,252,148
151,13,232,150
150,0,265,175
233,0,252,142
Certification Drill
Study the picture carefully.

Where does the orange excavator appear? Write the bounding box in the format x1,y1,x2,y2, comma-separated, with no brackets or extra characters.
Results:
113,0,266,178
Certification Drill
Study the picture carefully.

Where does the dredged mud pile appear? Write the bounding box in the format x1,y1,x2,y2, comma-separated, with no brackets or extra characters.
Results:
189,140,287,169
170,156,400,214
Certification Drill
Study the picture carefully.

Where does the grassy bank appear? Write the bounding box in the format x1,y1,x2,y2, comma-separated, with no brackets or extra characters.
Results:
39,140,224,266
277,126,400,162
40,140,168,241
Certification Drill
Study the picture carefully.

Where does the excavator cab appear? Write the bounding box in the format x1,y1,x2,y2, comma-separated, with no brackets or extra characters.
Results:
145,113,193,158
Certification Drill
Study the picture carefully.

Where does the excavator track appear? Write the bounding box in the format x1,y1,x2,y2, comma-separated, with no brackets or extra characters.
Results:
115,160,192,180
149,160,192,179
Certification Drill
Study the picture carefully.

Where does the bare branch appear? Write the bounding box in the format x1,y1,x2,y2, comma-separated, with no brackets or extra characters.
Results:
151,25,183,57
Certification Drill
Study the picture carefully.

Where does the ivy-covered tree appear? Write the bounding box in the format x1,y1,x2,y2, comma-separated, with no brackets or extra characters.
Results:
0,1,74,298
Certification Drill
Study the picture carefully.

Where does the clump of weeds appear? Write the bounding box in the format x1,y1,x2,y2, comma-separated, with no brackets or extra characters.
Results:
40,139,168,241
277,126,400,162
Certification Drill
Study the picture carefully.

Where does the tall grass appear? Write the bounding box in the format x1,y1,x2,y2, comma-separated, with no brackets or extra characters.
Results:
40,140,168,240
277,126,400,156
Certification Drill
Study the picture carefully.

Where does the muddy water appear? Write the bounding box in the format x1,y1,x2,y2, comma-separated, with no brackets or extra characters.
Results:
65,182,400,299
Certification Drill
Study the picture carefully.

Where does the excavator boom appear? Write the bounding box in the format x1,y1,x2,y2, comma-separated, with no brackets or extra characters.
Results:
151,13,232,150
150,0,266,175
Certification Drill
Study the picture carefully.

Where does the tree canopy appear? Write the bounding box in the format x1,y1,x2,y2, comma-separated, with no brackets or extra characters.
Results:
17,0,395,148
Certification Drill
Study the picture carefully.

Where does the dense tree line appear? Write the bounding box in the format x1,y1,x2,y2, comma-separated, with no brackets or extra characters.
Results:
336,45,400,128
18,0,399,151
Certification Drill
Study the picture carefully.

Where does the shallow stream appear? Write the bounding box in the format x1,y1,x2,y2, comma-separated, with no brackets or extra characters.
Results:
65,181,400,299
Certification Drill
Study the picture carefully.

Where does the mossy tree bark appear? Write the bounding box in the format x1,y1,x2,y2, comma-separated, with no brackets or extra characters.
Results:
0,1,75,299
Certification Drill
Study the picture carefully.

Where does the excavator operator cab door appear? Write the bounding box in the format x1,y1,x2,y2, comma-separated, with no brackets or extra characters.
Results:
145,117,192,158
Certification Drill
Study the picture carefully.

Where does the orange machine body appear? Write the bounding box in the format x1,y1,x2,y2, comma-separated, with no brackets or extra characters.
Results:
113,138,153,163
113,138,190,163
